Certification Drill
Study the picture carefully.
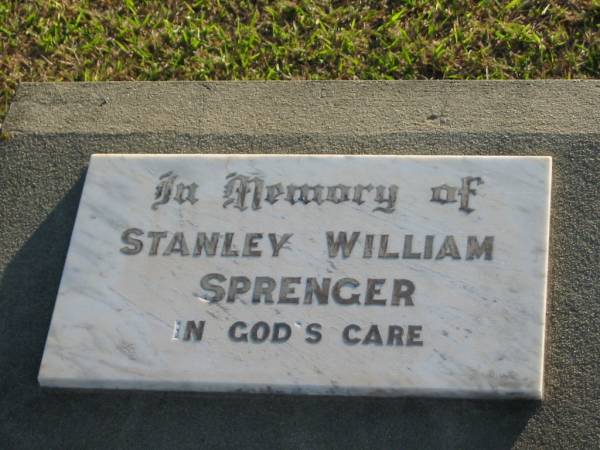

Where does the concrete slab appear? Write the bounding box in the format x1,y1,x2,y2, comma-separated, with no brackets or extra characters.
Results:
1,81,599,449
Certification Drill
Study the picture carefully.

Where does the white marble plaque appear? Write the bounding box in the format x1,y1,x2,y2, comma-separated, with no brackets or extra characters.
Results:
39,155,551,398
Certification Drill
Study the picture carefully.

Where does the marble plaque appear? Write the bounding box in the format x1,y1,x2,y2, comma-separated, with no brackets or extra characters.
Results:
39,155,552,398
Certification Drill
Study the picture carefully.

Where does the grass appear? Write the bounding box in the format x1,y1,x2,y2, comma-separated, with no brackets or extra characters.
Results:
1,0,599,123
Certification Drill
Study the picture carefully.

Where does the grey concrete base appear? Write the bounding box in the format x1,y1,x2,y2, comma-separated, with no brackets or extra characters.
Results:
1,81,599,449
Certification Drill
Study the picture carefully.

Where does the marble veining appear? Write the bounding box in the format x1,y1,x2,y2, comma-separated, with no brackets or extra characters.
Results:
38,155,552,398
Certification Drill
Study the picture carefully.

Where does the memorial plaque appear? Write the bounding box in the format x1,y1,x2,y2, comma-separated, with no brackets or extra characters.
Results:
39,154,551,398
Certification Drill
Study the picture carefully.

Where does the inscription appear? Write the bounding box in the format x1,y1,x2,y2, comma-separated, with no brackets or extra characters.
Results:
128,166,493,354
151,172,485,213
172,320,205,341
223,173,398,213
153,171,199,210
198,274,416,306
171,320,422,346
120,230,494,261
430,176,483,213
134,168,491,354
342,324,423,346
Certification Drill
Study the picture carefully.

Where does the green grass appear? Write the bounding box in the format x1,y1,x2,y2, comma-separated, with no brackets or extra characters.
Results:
1,0,599,123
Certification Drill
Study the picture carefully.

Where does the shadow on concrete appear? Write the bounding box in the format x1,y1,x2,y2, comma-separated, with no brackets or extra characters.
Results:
0,170,540,450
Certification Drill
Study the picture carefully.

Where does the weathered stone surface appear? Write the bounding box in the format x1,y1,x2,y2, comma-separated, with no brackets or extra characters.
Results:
1,81,599,448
